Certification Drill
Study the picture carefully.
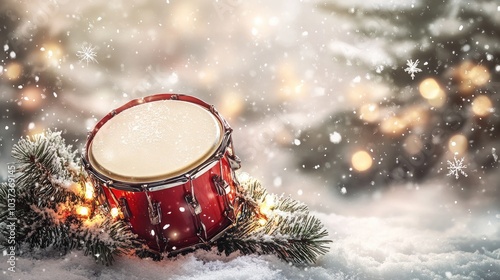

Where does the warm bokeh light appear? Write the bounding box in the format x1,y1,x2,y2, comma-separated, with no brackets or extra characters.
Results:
110,207,119,218
347,83,391,105
419,78,442,99
359,103,379,122
351,150,373,172
419,78,447,107
456,61,491,94
19,86,44,110
277,61,305,100
27,123,46,137
448,134,468,155
40,42,64,67
219,91,245,119
76,206,90,217
381,116,406,135
259,195,275,217
401,106,428,128
197,67,219,87
403,134,423,155
471,95,493,117
169,2,202,36
5,62,22,80
84,182,94,200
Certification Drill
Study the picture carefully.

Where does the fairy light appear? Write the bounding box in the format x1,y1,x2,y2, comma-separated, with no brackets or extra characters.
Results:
259,195,275,217
84,181,94,200
110,207,119,218
351,150,373,172
257,195,276,225
76,206,90,217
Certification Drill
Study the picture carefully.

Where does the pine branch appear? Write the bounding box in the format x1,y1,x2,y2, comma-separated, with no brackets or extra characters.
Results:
0,130,141,265
216,177,331,265
76,216,142,266
12,130,81,207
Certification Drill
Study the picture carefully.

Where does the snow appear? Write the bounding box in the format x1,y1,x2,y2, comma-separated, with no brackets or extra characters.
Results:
2,182,499,280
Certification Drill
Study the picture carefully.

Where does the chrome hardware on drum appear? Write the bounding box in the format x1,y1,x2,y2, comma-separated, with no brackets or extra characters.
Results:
82,93,241,254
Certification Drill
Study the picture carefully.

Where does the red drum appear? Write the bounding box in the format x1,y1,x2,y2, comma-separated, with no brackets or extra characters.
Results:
82,93,241,254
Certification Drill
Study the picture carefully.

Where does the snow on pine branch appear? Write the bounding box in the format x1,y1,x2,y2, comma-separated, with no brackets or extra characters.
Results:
0,130,139,266
11,130,82,205
216,175,331,265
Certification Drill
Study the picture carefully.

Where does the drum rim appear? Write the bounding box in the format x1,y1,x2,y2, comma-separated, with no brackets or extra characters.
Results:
82,93,233,190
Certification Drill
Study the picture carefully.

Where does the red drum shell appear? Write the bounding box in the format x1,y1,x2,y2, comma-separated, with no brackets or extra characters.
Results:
83,93,240,253
100,154,238,253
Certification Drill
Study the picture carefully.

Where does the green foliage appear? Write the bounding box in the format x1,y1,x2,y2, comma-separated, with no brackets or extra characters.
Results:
0,130,139,265
12,130,80,207
216,177,331,265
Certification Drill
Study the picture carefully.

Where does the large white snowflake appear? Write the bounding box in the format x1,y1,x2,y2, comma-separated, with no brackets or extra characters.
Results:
76,43,98,64
404,59,422,80
447,156,468,179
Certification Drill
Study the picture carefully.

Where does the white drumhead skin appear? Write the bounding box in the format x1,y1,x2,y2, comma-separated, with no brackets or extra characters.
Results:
89,100,223,182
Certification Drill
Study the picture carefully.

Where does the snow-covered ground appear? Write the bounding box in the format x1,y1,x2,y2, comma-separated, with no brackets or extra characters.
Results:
2,183,499,280
1,0,500,279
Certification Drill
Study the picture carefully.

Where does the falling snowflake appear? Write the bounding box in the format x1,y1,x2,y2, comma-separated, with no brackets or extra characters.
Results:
404,59,422,80
492,148,498,162
447,156,468,179
76,43,98,64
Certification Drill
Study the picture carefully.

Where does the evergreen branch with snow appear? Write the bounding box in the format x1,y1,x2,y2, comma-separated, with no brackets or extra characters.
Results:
0,130,139,266
11,130,81,207
216,177,331,265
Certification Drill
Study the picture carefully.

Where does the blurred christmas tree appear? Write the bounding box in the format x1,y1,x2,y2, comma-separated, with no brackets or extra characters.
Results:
291,0,500,196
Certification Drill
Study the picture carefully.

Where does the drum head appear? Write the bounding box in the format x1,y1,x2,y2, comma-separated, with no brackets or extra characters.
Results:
88,99,223,183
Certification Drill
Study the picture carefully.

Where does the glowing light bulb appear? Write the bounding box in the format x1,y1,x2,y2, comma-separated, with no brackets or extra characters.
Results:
259,195,275,217
258,218,267,226
76,206,90,217
84,182,94,200
110,207,119,218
